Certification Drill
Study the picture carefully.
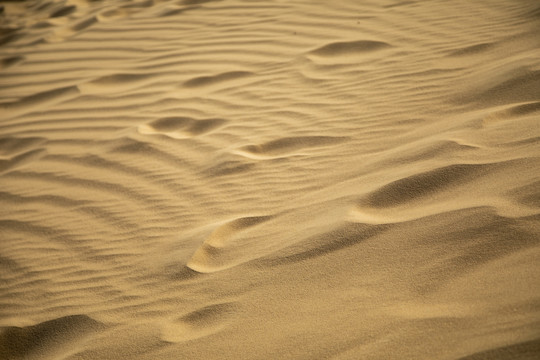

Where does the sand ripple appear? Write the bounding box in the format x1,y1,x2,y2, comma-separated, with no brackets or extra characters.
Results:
1,0,539,358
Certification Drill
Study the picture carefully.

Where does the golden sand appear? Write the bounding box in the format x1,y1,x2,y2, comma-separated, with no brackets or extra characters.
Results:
1,0,539,358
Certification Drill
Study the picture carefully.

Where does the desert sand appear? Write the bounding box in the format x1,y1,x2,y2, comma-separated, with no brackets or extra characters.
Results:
1,0,539,359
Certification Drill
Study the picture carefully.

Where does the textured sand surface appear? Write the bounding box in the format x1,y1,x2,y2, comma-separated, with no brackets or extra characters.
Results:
1,0,539,359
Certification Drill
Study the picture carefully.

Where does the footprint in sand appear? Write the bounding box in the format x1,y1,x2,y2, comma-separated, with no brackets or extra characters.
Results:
161,302,236,343
187,216,272,273
138,116,227,139
232,136,348,160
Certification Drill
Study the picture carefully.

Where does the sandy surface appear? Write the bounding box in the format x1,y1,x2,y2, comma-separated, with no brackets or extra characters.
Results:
1,0,539,359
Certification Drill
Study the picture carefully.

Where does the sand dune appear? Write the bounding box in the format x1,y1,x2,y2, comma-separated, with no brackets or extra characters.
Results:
1,0,539,358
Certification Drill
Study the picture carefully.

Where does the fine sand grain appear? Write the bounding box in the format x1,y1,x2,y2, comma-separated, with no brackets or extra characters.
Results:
1,0,539,359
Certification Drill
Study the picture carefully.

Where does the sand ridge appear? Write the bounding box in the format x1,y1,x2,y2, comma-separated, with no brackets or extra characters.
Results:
1,0,539,358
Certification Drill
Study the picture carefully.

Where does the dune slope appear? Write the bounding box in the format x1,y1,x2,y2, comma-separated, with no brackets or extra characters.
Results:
1,0,539,358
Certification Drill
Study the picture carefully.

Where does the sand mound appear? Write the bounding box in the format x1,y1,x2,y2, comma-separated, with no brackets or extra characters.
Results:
161,302,236,342
0,315,105,360
1,0,539,359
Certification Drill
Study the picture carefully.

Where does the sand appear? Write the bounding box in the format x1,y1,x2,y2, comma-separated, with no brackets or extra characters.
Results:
0,0,539,358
